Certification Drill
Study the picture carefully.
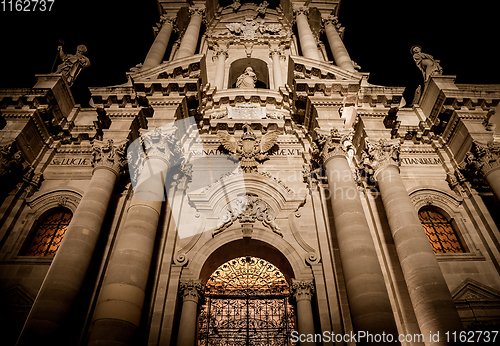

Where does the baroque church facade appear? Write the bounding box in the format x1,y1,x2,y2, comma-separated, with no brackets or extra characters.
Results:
1,0,500,345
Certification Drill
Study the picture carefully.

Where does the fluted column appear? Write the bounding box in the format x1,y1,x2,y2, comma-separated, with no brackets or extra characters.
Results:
18,140,127,345
88,127,182,346
142,15,176,70
293,6,321,61
316,130,399,342
461,141,500,200
291,280,315,346
322,15,355,72
176,281,204,346
177,6,205,59
213,44,228,90
270,46,284,88
365,138,463,344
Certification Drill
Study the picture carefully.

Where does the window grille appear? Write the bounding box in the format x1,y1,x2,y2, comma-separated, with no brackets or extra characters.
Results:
419,208,465,253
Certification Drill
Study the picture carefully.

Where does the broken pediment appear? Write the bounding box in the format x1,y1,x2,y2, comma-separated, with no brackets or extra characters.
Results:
289,55,364,82
452,278,500,302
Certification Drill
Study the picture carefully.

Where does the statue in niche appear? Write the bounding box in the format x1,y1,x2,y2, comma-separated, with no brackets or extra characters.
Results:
411,45,443,81
55,44,91,87
236,67,257,88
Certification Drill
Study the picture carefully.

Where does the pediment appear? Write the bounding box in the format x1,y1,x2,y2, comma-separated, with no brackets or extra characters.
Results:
0,284,34,307
290,56,364,82
452,278,500,301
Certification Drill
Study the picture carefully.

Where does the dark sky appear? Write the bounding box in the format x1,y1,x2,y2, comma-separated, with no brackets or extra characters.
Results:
0,0,498,107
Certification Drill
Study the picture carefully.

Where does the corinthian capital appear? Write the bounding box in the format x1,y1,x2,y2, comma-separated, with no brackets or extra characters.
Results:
179,280,204,303
189,5,206,17
461,141,500,178
160,15,176,27
362,138,401,174
293,6,309,17
290,279,315,301
91,139,128,176
322,14,338,27
313,128,353,164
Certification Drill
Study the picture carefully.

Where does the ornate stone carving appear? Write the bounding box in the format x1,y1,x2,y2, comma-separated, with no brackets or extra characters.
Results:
217,123,279,173
179,280,204,303
226,17,261,39
460,141,500,178
213,194,282,236
362,138,401,174
293,6,309,17
212,45,228,62
0,144,25,181
236,67,257,88
228,0,241,12
290,280,315,301
411,45,443,82
159,15,176,26
54,44,91,87
313,128,353,164
322,15,338,27
91,139,128,176
256,1,269,17
189,6,205,18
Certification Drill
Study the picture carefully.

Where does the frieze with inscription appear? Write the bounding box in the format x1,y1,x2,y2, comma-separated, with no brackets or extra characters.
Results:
50,157,91,166
190,148,301,156
401,157,441,165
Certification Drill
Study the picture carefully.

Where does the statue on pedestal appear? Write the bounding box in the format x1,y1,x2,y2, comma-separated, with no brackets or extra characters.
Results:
55,44,91,87
411,45,442,81
236,67,257,88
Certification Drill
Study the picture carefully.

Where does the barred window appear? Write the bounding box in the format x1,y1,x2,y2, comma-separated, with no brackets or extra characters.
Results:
419,208,465,254
20,208,72,257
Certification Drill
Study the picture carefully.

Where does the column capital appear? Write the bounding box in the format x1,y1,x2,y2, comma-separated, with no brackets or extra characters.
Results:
313,128,353,165
362,138,401,176
189,5,206,18
269,46,284,58
461,141,500,178
160,15,176,27
179,280,204,303
293,5,309,17
212,44,228,61
91,139,128,177
290,279,315,302
322,14,338,27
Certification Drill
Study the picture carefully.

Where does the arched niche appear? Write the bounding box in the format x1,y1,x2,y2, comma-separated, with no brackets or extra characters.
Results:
228,58,269,89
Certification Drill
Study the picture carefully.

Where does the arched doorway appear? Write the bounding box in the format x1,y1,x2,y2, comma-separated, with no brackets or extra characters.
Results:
198,256,295,345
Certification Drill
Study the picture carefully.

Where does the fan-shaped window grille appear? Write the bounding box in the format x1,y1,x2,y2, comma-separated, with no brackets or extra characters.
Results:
419,208,465,253
20,208,72,256
198,256,295,345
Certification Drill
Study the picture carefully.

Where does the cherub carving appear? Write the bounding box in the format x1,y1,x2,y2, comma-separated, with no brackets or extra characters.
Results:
217,123,279,172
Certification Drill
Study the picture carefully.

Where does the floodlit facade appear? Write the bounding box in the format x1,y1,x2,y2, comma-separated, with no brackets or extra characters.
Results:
1,1,500,345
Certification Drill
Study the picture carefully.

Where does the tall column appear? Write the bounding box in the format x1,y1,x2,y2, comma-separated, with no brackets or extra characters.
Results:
141,15,176,70
291,280,316,346
365,138,463,344
461,141,500,200
270,46,284,88
293,6,321,61
322,15,355,72
316,130,399,341
18,140,127,345
176,6,205,59
176,281,204,346
213,44,228,90
88,127,182,346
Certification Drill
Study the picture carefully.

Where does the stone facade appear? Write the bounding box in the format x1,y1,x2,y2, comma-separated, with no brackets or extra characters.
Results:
1,1,500,345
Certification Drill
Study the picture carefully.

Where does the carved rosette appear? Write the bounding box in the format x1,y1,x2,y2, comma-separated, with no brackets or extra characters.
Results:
213,194,282,236
290,279,315,302
179,280,204,303
461,141,500,178
362,138,401,176
91,139,128,176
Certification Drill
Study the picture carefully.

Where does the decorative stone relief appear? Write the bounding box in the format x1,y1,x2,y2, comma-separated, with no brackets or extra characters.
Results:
228,0,241,12
290,279,315,301
312,128,354,165
362,138,401,174
256,1,269,17
460,141,500,178
217,123,279,173
227,104,265,119
179,280,204,303
92,139,128,176
0,144,25,181
226,17,262,39
213,194,282,236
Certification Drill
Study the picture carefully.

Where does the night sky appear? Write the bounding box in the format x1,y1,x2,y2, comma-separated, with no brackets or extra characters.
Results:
0,0,498,107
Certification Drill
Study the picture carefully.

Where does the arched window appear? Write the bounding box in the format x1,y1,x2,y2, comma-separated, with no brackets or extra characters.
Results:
419,208,465,253
19,208,72,257
198,256,295,345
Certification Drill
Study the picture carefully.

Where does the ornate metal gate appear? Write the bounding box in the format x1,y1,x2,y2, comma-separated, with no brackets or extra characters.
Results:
198,257,295,346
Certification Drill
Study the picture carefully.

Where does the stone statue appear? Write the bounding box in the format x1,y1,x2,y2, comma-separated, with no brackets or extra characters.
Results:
236,67,257,88
229,0,241,12
411,45,442,81
55,44,91,87
256,1,269,16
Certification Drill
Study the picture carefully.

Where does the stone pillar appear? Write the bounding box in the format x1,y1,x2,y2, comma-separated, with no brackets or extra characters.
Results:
322,15,355,72
461,141,500,200
213,44,228,90
317,130,399,340
18,140,127,345
88,128,182,346
176,281,204,346
270,46,284,88
293,6,321,61
291,280,315,346
364,138,463,344
141,15,176,70
176,6,205,59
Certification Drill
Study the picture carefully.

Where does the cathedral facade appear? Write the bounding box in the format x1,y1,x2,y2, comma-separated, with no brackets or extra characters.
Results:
1,1,500,345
